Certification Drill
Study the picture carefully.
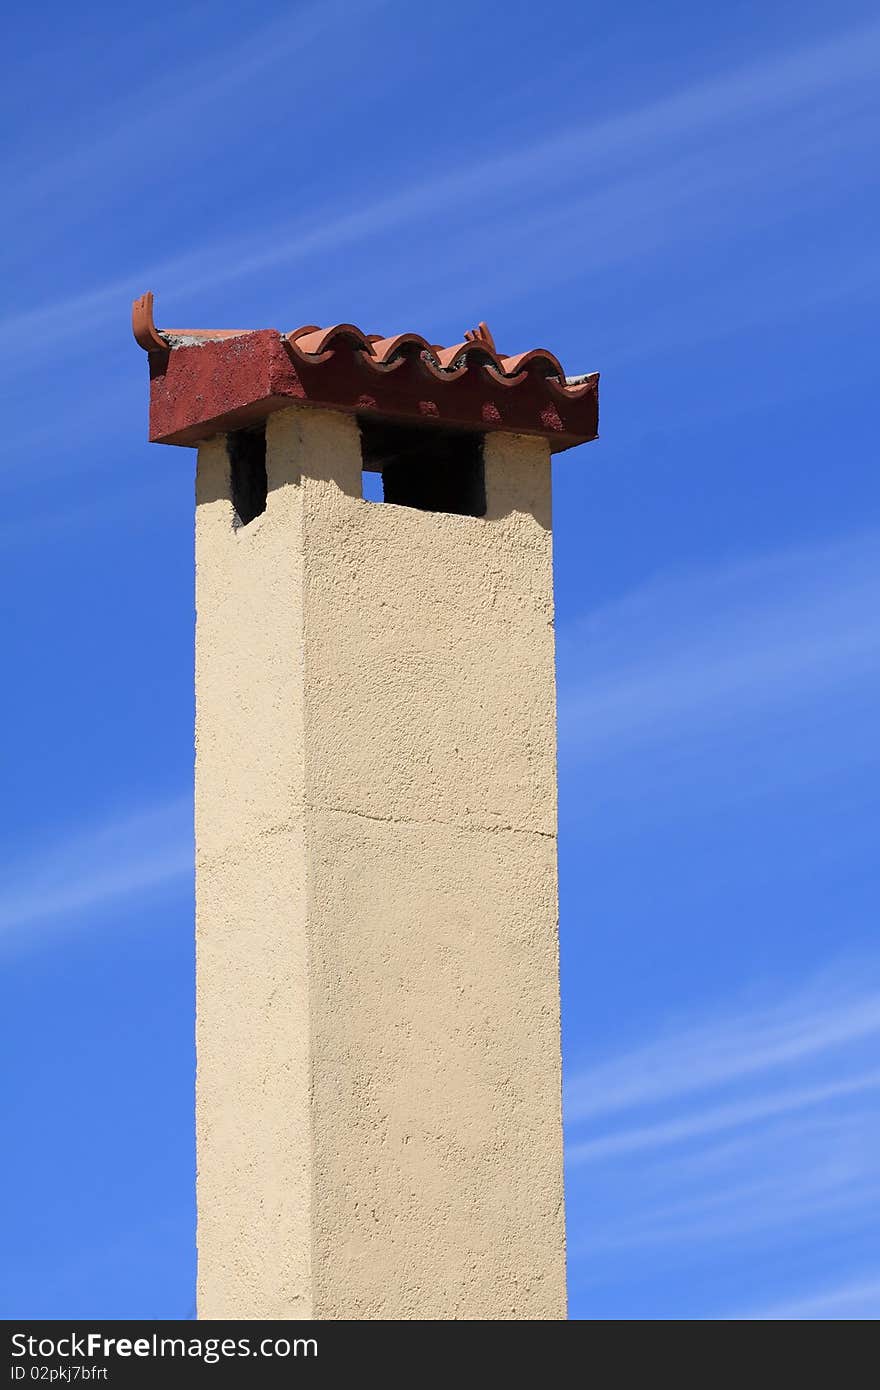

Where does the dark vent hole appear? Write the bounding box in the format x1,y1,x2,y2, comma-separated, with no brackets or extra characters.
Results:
228,427,267,527
359,418,486,517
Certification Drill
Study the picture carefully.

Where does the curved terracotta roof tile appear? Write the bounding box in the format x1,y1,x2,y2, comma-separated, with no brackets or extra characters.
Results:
419,354,470,383
435,340,502,371
133,291,253,349
286,325,321,343
498,348,566,380
133,293,598,453
463,322,497,352
547,372,600,400
290,323,374,358
369,332,435,365
132,292,168,351
483,363,528,388
355,347,407,375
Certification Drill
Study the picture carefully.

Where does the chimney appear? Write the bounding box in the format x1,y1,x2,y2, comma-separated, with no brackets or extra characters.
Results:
133,293,599,1321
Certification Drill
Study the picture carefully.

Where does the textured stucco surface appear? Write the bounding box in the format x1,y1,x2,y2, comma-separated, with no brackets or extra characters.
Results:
195,433,311,1319
195,406,566,1319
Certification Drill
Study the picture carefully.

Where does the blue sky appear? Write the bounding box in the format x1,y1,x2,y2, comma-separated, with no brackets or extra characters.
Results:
1,0,878,1320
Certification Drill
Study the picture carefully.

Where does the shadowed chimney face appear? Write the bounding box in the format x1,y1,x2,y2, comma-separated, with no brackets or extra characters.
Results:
133,295,598,1321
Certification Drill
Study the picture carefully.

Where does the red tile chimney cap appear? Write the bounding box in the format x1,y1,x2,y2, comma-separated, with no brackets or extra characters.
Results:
133,292,598,453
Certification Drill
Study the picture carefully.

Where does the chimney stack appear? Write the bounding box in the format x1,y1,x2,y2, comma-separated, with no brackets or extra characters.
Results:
134,293,598,1320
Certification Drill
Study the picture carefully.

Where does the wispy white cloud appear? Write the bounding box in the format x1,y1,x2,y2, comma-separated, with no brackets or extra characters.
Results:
565,953,880,1123
3,16,878,360
8,0,390,214
0,796,191,936
566,955,880,1287
735,1276,880,1320
568,1070,880,1164
557,530,880,765
579,1113,880,1257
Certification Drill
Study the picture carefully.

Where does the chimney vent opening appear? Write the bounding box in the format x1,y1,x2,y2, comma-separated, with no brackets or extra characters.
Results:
228,427,267,527
359,418,486,517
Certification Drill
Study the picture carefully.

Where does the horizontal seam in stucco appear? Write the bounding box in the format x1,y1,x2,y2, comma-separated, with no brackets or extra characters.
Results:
303,799,556,841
